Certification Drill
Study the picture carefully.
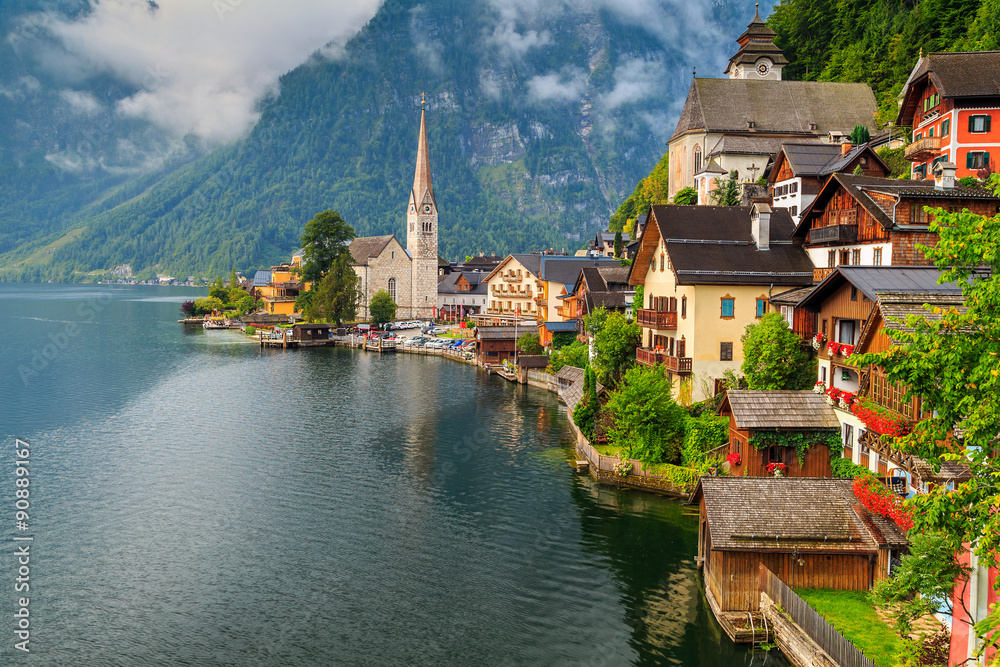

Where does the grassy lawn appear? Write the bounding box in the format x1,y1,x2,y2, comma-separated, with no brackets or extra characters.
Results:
794,588,906,667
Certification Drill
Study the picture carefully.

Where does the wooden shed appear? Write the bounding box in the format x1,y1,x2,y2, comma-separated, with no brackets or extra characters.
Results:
691,477,907,617
292,323,332,341
476,325,538,365
720,390,840,478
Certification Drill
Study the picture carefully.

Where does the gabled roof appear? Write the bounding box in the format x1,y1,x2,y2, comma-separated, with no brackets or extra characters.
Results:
691,477,882,553
897,51,1000,125
670,79,878,142
772,142,888,182
596,231,629,245
555,365,584,383
252,270,272,287
437,271,488,295
585,291,629,311
796,266,957,309
477,325,538,340
517,355,550,369
769,285,816,306
723,390,841,430
348,236,396,266
563,375,605,413
629,205,814,287
793,173,1000,238
708,134,795,158
531,256,622,285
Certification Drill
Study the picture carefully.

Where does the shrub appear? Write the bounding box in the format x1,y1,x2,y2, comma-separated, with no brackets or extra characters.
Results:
245,325,256,336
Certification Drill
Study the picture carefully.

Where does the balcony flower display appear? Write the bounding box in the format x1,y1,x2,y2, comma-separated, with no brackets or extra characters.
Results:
825,387,856,409
812,332,826,350
828,341,842,355
839,343,855,357
766,462,787,478
853,475,914,530
726,452,741,466
850,396,911,438
813,381,826,394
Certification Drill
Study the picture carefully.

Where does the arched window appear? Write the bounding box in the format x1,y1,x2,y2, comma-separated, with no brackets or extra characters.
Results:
693,145,702,174
388,278,396,302
423,221,432,233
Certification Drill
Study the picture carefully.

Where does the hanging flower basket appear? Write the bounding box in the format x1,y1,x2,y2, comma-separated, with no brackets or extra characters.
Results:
813,381,826,394
812,332,826,350
766,462,787,478
726,452,741,466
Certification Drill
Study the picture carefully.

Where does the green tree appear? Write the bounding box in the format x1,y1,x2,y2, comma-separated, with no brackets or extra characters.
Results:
633,285,644,312
549,341,589,372
740,313,813,390
613,230,623,259
877,146,909,179
583,305,609,338
300,210,356,284
310,254,360,325
573,366,600,438
672,186,697,205
849,124,871,145
711,170,740,206
605,365,687,465
551,331,577,350
209,276,228,303
516,332,543,355
854,178,1000,652
681,411,729,467
592,310,641,385
609,151,669,232
369,289,397,327
194,296,225,314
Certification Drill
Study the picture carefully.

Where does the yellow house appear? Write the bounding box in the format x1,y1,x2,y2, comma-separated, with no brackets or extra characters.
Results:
484,254,624,324
258,248,309,316
628,203,814,404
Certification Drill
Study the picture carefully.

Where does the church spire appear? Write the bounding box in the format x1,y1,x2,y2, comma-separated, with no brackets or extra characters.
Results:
411,93,434,208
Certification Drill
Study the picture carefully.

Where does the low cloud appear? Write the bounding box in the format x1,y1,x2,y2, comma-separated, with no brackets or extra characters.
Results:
410,5,445,74
16,0,384,145
59,90,103,115
599,58,668,110
527,67,588,104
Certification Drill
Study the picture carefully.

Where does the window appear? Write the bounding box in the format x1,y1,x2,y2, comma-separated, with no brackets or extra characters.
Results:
843,424,854,448
391,251,394,259
828,250,837,268
851,286,858,301
840,249,851,266
790,182,798,194
694,145,702,174
820,365,827,383
915,132,922,141
677,337,686,357
910,203,929,224
681,296,687,319
851,249,861,265
914,164,927,179
720,342,733,361
780,305,794,326
388,277,397,302
941,119,950,137
969,114,992,133
928,127,934,137
873,247,883,265
659,254,664,272
721,296,735,319
839,319,856,345
790,206,797,217
967,152,990,170
756,298,766,318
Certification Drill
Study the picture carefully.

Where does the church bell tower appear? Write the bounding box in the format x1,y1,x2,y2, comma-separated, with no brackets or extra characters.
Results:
407,94,438,318
725,4,788,80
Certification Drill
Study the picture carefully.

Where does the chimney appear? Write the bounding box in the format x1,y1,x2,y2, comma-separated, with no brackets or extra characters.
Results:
841,141,853,155
934,161,957,190
751,200,771,250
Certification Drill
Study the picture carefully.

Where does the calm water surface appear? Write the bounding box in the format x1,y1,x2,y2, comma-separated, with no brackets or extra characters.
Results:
0,284,787,666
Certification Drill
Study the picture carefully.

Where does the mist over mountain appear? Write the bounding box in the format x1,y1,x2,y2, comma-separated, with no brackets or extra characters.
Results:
0,0,771,280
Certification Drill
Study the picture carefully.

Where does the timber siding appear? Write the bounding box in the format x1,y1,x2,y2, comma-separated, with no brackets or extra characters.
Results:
807,188,890,245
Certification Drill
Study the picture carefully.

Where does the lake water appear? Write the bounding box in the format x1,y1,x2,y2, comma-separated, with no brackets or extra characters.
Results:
0,284,787,666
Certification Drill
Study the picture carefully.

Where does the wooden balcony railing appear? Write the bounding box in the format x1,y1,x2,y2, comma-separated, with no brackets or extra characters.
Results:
636,308,677,329
501,274,522,282
665,356,693,374
636,348,664,367
904,136,942,162
813,267,835,282
809,224,858,244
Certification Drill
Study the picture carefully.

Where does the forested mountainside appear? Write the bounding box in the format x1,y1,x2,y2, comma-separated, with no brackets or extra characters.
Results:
0,0,759,281
607,0,1000,230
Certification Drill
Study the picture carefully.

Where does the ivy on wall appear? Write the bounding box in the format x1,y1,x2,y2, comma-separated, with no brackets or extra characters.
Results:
747,429,841,465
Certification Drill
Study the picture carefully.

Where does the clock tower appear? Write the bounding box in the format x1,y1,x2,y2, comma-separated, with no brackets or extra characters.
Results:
406,94,438,318
724,4,788,81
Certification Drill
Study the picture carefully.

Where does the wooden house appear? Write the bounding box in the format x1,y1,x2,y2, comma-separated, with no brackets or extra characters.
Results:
476,325,538,366
292,323,332,341
691,477,907,617
516,355,549,383
719,390,840,478
792,173,999,281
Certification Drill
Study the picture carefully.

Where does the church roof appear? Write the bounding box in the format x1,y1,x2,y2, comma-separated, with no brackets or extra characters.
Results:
348,236,395,266
410,105,436,210
670,79,878,142
707,134,799,157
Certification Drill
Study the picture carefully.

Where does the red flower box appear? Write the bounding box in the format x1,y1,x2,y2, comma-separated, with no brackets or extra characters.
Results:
853,475,913,531
726,452,741,466
850,398,910,437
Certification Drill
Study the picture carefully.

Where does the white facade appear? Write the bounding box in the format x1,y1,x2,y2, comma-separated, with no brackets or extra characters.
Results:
771,176,814,224
806,243,892,270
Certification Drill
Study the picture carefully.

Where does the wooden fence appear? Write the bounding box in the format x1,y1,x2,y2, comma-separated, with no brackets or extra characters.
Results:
758,564,876,667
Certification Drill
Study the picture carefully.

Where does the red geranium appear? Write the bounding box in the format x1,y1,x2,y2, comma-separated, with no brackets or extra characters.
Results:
766,462,787,477
850,398,910,437
853,475,914,531
828,341,842,355
727,452,741,466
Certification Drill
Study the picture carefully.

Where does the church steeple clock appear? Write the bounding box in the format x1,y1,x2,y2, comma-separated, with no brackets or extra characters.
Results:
725,4,788,81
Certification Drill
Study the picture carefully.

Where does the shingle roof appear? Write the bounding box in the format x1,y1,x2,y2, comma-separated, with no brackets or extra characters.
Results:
708,135,796,157
778,142,886,178
563,375,605,413
644,205,815,286
555,365,584,383
437,271,488,295
911,456,973,484
477,325,538,340
898,52,1000,125
694,477,881,553
671,79,878,141
585,291,629,311
348,236,395,266
797,266,958,309
725,390,840,430
517,355,550,369
876,291,966,333
769,285,816,306
542,321,577,332
538,256,623,285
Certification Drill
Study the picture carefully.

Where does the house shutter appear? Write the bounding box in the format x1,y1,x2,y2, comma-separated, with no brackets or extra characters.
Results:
986,152,992,168
967,152,974,169
969,116,976,133
987,116,993,133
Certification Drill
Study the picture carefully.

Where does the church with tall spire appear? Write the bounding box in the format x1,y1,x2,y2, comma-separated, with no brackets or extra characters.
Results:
347,96,439,319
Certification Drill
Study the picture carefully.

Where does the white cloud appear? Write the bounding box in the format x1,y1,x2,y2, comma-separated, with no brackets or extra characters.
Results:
0,76,41,100
59,90,102,115
527,67,588,103
410,5,444,73
599,58,667,109
480,73,502,101
21,0,384,145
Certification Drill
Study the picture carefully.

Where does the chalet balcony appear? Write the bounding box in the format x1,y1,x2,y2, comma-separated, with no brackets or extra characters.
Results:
271,281,303,290
534,295,547,307
665,356,693,374
501,274,522,283
904,136,942,162
636,348,664,367
636,308,677,330
808,224,858,244
813,267,835,282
